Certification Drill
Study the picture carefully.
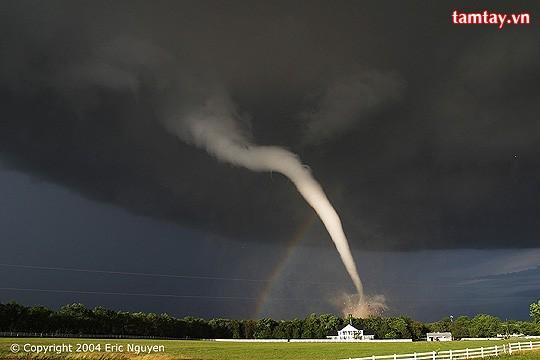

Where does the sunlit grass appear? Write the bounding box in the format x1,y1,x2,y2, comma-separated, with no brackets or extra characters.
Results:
0,338,527,360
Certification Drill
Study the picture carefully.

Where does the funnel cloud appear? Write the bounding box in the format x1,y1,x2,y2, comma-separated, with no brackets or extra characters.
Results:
164,94,365,297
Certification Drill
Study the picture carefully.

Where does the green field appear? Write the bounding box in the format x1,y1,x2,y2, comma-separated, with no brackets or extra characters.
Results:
502,352,540,360
1,338,537,360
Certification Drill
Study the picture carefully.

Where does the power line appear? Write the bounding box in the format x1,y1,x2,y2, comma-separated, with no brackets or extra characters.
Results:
0,263,501,288
0,286,522,305
0,287,322,303
0,263,334,285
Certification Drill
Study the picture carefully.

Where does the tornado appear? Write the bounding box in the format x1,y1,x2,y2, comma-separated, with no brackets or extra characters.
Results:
165,95,364,298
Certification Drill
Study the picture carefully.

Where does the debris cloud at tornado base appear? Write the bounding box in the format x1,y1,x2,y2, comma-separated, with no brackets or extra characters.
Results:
338,293,387,318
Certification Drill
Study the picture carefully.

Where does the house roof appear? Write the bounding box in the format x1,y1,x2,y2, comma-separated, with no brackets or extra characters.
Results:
340,324,360,332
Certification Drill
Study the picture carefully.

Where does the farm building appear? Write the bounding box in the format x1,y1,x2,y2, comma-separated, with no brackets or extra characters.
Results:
427,332,453,341
327,324,375,340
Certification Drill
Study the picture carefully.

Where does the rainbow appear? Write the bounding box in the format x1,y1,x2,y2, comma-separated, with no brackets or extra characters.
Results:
253,213,318,317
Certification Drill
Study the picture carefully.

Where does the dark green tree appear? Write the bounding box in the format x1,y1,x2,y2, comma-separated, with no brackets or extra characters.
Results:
469,314,501,337
301,314,319,338
430,316,452,332
0,302,28,331
318,314,342,338
230,319,242,339
208,318,233,338
254,318,277,339
57,303,95,334
530,300,540,323
290,318,303,339
242,319,256,339
450,316,471,339
407,319,428,340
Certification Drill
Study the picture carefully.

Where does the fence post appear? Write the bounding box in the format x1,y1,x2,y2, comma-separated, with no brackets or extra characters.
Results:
394,354,397,360
509,344,512,355
481,347,484,358
372,355,376,360
518,342,522,351
530,341,533,350
466,348,469,359
432,351,436,360
495,345,498,356
449,349,452,360
414,352,417,360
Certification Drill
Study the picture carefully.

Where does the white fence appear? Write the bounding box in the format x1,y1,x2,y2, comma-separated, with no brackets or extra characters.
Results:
343,340,540,360
214,338,412,343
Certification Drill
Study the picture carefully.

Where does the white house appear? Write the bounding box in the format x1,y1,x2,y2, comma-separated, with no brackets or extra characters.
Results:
427,332,453,341
327,324,375,341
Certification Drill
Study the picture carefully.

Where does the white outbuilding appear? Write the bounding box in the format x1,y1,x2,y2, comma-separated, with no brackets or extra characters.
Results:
427,332,453,341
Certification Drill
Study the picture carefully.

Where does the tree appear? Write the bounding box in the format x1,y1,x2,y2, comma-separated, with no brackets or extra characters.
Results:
154,313,175,337
242,319,256,339
530,300,540,323
230,320,241,339
508,320,540,336
407,319,428,340
0,302,28,331
318,314,342,338
290,318,303,339
430,317,452,332
272,320,290,339
362,317,390,339
254,318,277,339
92,306,117,334
301,314,319,339
450,316,471,339
469,314,501,337
387,317,411,339
208,318,233,338
27,306,53,333
57,303,95,334
183,316,211,339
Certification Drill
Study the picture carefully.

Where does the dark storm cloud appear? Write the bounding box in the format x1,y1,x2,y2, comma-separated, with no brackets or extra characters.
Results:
300,69,404,143
1,0,540,250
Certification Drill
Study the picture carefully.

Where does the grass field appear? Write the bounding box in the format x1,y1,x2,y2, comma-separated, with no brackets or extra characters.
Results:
1,338,537,360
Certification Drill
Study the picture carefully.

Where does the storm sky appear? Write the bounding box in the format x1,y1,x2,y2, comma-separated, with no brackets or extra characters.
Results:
0,0,539,321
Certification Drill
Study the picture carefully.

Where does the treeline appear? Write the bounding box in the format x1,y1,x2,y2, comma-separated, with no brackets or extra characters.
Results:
429,315,539,338
1,301,539,340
